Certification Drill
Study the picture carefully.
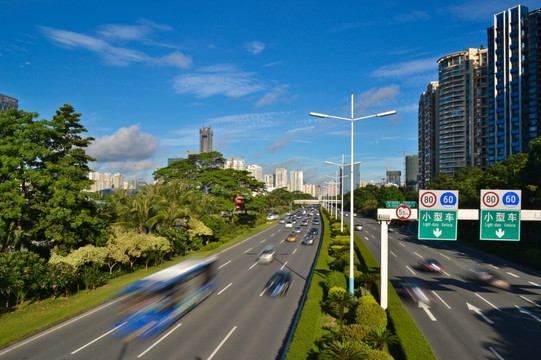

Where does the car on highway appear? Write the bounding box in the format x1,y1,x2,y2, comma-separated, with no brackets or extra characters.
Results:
264,270,292,296
301,219,309,226
309,227,318,235
402,277,434,305
301,234,314,245
354,223,363,231
285,220,293,228
420,258,444,272
257,245,276,264
286,233,298,242
469,267,511,290
279,218,286,224
294,226,302,233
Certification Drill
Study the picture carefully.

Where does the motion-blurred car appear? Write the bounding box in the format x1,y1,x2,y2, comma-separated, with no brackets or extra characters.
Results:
469,267,511,290
286,233,298,242
420,258,444,272
294,226,302,233
264,270,292,296
301,219,309,226
354,223,363,231
279,218,286,224
309,227,319,235
257,245,275,264
402,277,434,305
301,234,314,245
285,221,293,228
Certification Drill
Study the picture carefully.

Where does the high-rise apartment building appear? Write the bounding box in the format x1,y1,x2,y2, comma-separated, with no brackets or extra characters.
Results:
275,168,288,189
199,125,213,153
226,159,245,170
418,82,439,189
246,164,262,181
0,93,18,112
437,47,488,175
487,5,541,165
290,171,304,192
264,174,275,190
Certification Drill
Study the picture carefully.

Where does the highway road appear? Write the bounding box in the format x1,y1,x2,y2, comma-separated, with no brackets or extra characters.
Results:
0,210,322,360
354,213,541,360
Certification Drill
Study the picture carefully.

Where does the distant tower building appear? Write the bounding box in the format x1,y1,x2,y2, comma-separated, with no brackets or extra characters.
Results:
226,159,245,170
246,164,263,181
0,93,18,112
405,155,419,186
340,163,360,195
290,171,304,192
264,174,275,189
275,168,288,189
111,173,125,190
386,171,401,186
199,125,213,153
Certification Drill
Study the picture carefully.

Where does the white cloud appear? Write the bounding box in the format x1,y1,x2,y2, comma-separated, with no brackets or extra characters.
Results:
88,125,159,162
172,65,265,98
255,86,287,108
371,58,438,79
356,84,400,110
244,41,265,55
154,51,192,69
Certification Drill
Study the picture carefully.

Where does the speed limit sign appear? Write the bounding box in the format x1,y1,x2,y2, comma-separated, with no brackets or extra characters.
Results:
396,205,411,220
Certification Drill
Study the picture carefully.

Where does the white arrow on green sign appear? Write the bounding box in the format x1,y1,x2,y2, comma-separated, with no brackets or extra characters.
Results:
418,210,458,240
480,210,520,241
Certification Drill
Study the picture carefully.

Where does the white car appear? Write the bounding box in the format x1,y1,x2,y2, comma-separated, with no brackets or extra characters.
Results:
285,221,293,228
354,224,363,231
258,245,276,264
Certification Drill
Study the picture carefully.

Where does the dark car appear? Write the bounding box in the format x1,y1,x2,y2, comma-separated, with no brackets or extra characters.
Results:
420,258,444,272
301,234,314,245
309,227,319,235
264,271,292,296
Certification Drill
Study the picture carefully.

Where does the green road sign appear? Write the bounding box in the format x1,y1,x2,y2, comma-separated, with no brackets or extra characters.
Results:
402,201,417,208
386,201,400,208
480,210,520,241
418,210,457,240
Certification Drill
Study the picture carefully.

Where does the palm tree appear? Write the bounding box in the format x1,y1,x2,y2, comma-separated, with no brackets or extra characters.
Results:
358,272,380,294
326,289,357,326
320,340,367,360
364,325,398,351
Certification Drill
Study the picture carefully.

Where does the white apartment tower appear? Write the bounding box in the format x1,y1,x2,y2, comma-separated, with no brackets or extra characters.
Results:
246,164,262,181
290,171,304,192
275,168,288,189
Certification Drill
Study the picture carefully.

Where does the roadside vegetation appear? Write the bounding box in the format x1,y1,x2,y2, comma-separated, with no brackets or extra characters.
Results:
286,209,436,360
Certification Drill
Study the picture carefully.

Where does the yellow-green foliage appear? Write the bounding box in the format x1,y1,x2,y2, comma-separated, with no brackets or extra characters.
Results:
367,349,394,360
187,218,213,240
342,323,371,342
49,244,107,268
359,295,379,305
328,286,347,297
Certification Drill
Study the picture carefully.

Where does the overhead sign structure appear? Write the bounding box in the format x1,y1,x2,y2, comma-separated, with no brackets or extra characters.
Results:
480,190,521,241
396,205,411,220
386,201,400,208
418,190,458,240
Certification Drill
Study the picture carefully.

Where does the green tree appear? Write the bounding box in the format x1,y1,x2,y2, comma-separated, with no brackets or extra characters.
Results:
320,339,367,360
326,287,357,327
364,325,399,351
376,186,405,208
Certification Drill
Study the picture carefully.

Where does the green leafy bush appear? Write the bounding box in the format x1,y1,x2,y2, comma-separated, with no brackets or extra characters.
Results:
355,300,387,329
342,323,371,342
325,271,347,292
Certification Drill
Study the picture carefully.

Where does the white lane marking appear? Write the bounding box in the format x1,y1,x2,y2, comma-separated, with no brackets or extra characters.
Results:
399,243,406,247
259,288,267,296
390,251,397,258
260,239,266,243
418,301,437,321
519,295,541,308
431,291,451,309
280,239,285,244
281,261,288,270
489,264,499,269
442,270,451,277
438,252,451,260
249,262,258,269
217,283,232,295
218,260,231,269
71,322,126,354
406,266,416,275
414,252,423,259
506,272,519,278
244,248,252,254
293,248,297,254
529,281,541,287
467,302,494,325
207,326,237,360
516,305,541,322
489,347,505,360
0,297,124,357
270,233,275,237
475,293,501,311
137,322,183,358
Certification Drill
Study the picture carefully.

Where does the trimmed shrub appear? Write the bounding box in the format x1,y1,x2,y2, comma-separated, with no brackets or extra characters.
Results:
325,270,347,292
355,301,387,329
366,349,394,360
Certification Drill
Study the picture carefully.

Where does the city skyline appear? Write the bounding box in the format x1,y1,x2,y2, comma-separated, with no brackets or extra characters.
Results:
3,1,539,186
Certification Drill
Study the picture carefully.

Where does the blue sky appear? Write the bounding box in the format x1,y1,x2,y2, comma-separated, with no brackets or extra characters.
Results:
1,0,539,186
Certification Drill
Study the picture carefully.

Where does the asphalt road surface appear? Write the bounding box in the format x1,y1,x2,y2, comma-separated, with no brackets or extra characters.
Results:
0,212,322,360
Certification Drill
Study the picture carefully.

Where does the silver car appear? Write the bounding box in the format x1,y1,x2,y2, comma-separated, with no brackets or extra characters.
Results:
258,245,276,264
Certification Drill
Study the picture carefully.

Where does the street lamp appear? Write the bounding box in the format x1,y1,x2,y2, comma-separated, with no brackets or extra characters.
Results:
311,93,396,295
325,155,361,232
